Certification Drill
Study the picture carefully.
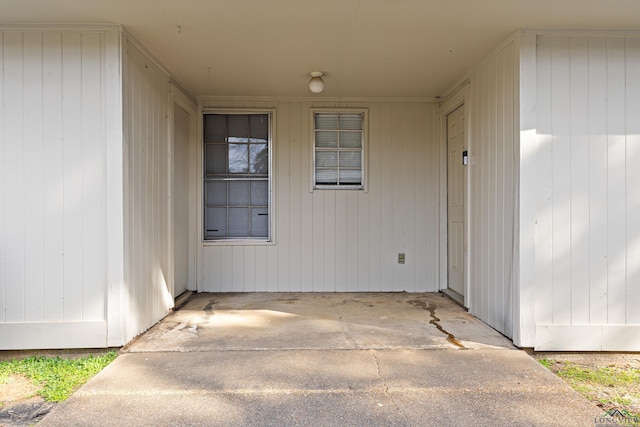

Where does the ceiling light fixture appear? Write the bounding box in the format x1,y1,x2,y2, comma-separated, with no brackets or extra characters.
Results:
309,72,325,94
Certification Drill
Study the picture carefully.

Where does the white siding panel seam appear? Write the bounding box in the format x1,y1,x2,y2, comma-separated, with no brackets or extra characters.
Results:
0,32,5,322
625,37,640,325
4,32,26,322
24,31,45,322
517,32,539,347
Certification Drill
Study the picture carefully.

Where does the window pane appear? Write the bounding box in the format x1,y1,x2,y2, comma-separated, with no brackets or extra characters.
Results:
228,144,249,173
228,115,249,142
228,181,250,206
312,110,365,189
339,151,361,167
251,180,268,206
205,181,227,206
339,113,362,130
251,208,269,237
339,131,362,148
315,113,338,130
316,169,338,184
204,115,227,143
250,143,269,174
228,208,249,237
339,169,362,184
316,131,338,148
205,207,227,238
205,144,227,174
250,114,269,142
316,151,338,167
203,112,270,240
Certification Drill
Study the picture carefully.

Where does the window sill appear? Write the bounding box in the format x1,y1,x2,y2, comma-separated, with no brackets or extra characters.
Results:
313,185,364,191
202,239,275,246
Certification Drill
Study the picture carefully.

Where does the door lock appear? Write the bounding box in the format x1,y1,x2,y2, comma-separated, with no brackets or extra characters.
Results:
462,150,468,166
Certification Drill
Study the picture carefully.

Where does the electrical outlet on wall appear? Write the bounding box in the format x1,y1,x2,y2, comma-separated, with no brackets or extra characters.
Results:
398,253,405,264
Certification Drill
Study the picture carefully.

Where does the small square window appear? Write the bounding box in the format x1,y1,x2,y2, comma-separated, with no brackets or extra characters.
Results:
312,109,366,190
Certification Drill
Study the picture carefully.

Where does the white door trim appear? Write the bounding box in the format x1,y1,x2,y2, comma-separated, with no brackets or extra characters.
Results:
438,83,470,308
168,83,198,296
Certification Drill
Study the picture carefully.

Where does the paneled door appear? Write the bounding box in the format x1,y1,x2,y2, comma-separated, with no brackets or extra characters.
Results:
447,105,467,303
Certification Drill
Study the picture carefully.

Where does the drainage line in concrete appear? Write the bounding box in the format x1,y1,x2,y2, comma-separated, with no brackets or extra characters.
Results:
408,300,465,348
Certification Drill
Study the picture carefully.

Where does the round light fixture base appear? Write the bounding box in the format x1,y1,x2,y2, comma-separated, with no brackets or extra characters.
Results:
309,71,325,94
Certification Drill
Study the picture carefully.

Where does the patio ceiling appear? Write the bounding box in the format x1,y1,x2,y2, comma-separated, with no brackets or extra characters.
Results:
2,0,640,98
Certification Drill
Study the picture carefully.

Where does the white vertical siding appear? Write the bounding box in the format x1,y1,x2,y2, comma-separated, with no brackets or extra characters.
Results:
531,34,640,350
122,39,174,340
199,99,440,292
626,38,640,328
517,32,538,347
464,40,518,338
0,29,121,349
105,29,125,347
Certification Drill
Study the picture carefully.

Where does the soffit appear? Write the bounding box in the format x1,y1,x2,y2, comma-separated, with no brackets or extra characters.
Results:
2,0,640,98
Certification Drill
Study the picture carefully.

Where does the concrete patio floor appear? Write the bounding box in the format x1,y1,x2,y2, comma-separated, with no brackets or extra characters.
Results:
125,292,514,352
39,293,601,426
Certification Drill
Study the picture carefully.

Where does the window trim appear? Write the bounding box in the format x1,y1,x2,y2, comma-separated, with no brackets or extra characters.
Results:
310,108,368,192
201,108,276,245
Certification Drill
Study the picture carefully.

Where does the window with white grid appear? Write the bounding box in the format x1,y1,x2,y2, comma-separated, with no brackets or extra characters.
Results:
312,110,366,190
203,112,271,241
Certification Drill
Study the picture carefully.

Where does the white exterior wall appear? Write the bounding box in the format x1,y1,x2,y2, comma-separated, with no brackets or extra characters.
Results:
0,26,198,349
6,25,637,352
198,99,440,293
466,31,640,350
121,38,177,341
0,27,123,349
442,39,519,338
468,40,518,339
522,33,640,350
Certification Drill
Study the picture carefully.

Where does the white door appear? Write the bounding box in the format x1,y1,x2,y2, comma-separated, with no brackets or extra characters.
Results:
173,104,190,297
447,105,466,303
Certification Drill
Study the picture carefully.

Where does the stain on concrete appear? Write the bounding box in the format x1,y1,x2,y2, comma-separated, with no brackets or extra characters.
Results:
337,299,370,307
408,300,465,348
0,399,54,427
173,322,188,331
203,300,216,312
172,299,190,312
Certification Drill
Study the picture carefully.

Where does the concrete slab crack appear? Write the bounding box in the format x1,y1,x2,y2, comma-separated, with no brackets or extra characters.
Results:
408,299,465,348
371,350,411,425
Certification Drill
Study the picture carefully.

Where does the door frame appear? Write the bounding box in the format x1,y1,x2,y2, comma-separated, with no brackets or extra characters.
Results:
438,83,471,309
167,82,199,299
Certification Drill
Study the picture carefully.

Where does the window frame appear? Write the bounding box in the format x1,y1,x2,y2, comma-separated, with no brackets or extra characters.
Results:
201,108,275,244
310,108,368,191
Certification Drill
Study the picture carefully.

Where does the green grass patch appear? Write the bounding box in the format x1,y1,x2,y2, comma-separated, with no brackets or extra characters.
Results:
554,363,640,387
539,359,640,419
0,352,117,402
538,358,553,369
